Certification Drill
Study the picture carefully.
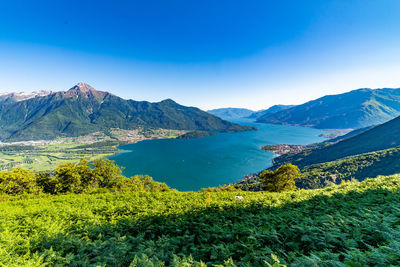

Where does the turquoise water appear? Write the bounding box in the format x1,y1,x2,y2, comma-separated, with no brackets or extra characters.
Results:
109,119,326,191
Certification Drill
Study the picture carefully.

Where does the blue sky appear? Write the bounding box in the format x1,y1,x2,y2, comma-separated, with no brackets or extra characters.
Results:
0,0,400,110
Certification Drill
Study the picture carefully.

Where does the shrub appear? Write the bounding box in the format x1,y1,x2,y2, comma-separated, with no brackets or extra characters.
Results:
200,185,242,192
261,163,300,192
0,158,170,195
0,168,40,195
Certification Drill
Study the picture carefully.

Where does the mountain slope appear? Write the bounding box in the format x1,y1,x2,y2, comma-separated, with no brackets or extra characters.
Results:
207,108,254,119
325,125,375,143
247,104,295,120
273,114,400,168
257,88,400,129
0,90,52,103
297,146,400,188
3,173,400,266
0,83,255,141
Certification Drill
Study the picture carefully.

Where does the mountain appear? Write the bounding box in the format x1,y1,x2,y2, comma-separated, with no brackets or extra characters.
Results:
235,144,400,190
207,108,254,120
257,88,400,129
0,83,255,141
0,90,52,104
325,125,375,144
237,114,400,190
273,114,400,168
247,105,295,120
297,146,400,188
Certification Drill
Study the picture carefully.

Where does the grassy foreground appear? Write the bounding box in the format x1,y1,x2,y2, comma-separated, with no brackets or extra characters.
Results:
1,175,400,266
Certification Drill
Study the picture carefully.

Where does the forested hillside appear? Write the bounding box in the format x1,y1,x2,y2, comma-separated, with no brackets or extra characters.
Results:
273,114,400,168
0,83,255,141
257,88,400,129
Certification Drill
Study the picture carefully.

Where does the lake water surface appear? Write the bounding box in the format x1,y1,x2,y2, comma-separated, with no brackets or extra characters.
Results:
109,119,326,191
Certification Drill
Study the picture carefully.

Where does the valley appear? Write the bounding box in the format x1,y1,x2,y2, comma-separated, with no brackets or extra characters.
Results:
0,128,186,171
2,2,399,265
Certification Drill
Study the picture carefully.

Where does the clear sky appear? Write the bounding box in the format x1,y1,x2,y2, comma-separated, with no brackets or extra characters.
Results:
0,0,400,110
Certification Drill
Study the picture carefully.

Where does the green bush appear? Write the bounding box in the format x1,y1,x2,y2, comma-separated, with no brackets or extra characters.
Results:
0,168,40,195
1,175,400,265
200,185,242,192
261,163,300,192
113,175,171,192
0,158,170,195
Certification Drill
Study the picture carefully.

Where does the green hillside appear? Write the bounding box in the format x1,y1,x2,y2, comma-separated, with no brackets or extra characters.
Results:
297,146,400,188
235,145,400,190
324,125,375,143
273,115,400,168
257,88,400,129
0,83,255,141
238,116,400,191
1,173,400,266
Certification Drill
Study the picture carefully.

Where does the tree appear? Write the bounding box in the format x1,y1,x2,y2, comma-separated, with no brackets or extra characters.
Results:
36,172,58,194
54,158,94,193
0,168,40,195
261,164,300,192
91,158,123,188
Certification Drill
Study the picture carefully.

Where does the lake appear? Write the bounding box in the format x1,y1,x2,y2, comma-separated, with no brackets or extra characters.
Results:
109,119,326,191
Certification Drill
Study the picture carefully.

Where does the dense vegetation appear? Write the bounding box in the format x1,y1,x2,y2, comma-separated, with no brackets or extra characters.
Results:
260,163,300,192
237,145,400,191
298,146,400,188
177,131,218,139
1,174,400,265
257,87,400,129
0,158,170,195
0,83,255,141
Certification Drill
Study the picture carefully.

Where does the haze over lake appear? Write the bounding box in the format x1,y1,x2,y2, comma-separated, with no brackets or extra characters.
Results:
110,119,326,191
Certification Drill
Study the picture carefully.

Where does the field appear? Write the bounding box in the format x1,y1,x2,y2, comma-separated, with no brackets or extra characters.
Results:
0,142,116,171
1,175,400,266
0,128,185,171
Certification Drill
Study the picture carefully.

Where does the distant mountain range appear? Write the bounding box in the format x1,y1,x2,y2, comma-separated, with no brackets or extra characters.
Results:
0,90,52,103
257,88,400,129
247,105,295,120
0,83,255,141
207,108,254,120
207,105,295,120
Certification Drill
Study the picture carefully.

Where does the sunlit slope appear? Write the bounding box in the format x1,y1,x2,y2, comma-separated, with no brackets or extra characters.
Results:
274,114,400,168
257,88,400,129
0,83,255,141
1,175,400,266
